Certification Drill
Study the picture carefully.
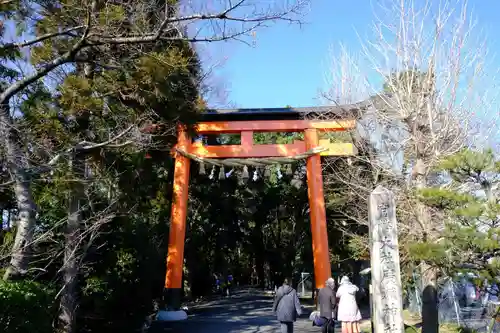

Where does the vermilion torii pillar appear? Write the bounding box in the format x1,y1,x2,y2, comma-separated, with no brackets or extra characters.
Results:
162,108,356,314
304,128,331,288
164,128,190,309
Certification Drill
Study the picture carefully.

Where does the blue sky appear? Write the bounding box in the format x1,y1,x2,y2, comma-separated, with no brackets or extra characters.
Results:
204,0,500,109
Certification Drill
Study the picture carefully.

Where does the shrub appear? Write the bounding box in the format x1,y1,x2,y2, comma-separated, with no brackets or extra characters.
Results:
0,280,55,333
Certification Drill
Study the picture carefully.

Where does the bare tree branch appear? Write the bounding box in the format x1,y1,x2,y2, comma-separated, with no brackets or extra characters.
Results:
2,26,86,49
0,180,14,187
1,0,309,105
315,3,500,304
42,124,137,171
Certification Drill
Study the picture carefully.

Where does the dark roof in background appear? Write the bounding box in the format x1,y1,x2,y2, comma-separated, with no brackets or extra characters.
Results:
200,103,369,122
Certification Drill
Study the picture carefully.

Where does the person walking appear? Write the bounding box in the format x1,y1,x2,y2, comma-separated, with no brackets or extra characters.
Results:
214,274,221,293
272,278,302,333
317,277,337,333
227,273,233,296
336,276,362,333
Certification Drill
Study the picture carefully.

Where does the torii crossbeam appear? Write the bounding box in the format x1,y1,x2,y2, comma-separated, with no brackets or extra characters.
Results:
161,107,356,318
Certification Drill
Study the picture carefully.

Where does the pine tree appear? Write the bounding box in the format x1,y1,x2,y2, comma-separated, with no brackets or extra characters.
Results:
1,0,307,285
410,148,500,330
20,2,203,331
412,149,499,274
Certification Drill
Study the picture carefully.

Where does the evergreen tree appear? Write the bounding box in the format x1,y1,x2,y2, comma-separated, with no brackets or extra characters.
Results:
19,1,203,331
412,149,499,276
0,0,307,284
410,148,499,329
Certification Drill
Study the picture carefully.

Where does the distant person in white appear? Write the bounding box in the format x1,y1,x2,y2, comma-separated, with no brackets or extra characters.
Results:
336,276,362,333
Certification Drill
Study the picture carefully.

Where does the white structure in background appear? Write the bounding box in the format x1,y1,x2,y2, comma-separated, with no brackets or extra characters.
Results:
356,101,407,176
297,272,312,298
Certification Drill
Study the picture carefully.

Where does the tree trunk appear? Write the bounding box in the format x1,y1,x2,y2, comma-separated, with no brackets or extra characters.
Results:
0,102,37,281
58,59,94,333
58,150,83,333
480,180,498,333
413,157,439,333
253,218,266,288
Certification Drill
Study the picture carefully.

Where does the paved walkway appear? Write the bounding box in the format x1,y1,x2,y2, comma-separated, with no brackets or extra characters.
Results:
149,289,343,333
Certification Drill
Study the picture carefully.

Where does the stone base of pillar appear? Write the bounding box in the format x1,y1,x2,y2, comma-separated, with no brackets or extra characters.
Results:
156,310,188,321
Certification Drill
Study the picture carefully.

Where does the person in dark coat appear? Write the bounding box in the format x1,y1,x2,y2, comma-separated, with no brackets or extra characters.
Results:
272,278,302,333
317,277,337,333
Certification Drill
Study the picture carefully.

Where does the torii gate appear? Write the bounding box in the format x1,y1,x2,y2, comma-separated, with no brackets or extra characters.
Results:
161,107,356,317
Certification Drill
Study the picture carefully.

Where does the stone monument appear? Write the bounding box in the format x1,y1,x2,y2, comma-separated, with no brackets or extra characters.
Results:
369,185,404,333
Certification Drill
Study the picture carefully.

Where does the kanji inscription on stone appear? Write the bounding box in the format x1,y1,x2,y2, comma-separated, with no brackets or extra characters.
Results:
369,185,404,333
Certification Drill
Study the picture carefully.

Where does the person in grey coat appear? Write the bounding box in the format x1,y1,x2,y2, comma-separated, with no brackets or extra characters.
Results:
272,278,302,333
317,277,337,333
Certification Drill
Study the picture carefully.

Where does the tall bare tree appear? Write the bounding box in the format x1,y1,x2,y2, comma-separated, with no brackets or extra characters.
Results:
321,0,499,331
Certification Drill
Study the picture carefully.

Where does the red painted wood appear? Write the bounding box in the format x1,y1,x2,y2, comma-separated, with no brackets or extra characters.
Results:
305,129,331,289
195,119,355,134
165,129,190,290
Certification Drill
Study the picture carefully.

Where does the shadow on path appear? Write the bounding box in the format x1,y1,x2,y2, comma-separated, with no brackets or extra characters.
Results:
149,289,323,333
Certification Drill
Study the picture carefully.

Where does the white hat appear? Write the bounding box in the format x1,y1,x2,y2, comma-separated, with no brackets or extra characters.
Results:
326,277,335,288
340,276,350,284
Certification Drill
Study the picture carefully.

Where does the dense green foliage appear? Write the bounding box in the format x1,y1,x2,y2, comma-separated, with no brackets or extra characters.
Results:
0,280,55,333
1,1,203,332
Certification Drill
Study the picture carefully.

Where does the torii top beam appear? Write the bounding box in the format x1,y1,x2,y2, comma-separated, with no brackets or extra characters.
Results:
186,106,357,158
197,105,362,122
